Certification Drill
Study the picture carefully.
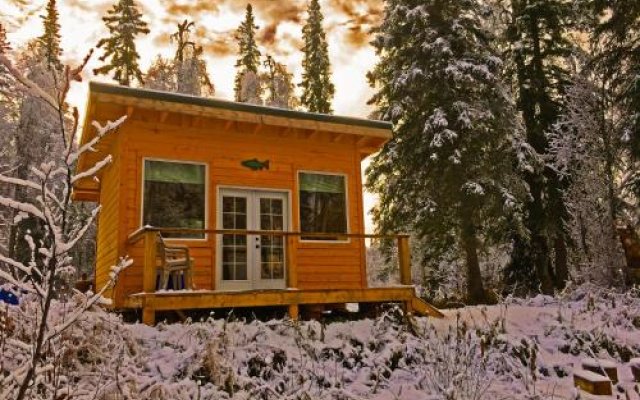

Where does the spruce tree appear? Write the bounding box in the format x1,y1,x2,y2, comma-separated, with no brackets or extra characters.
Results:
367,0,528,303
262,55,296,109
300,0,334,114
94,0,149,86
234,4,261,102
38,0,62,70
504,0,574,293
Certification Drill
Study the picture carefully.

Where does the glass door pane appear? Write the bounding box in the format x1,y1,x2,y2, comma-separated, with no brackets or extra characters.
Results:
258,197,285,281
221,196,248,281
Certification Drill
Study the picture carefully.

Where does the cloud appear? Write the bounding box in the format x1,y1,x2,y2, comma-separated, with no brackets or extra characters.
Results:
167,1,220,16
249,1,304,25
64,0,112,15
195,26,236,57
326,0,384,47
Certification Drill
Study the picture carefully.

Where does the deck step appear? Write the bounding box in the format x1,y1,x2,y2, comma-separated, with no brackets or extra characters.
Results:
573,369,613,396
410,295,444,318
582,358,618,383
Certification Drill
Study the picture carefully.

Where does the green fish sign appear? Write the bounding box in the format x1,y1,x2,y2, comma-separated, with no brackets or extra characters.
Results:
241,158,270,171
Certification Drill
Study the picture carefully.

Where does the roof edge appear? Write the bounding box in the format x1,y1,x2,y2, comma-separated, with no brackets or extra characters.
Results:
89,81,392,132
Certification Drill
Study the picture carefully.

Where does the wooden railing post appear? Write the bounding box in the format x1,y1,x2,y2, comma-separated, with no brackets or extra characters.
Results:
286,234,299,320
398,235,412,285
143,230,157,294
286,234,298,289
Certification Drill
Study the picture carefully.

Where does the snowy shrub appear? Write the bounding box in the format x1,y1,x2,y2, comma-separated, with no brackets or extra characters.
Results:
0,52,130,399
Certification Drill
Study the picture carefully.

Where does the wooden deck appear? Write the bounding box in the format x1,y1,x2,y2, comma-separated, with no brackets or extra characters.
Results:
124,227,443,325
124,287,444,325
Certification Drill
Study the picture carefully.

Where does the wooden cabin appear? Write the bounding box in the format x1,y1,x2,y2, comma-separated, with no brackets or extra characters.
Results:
73,82,442,324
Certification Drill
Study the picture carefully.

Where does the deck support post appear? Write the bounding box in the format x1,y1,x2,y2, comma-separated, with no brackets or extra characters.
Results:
288,304,299,320
398,235,411,285
142,307,155,325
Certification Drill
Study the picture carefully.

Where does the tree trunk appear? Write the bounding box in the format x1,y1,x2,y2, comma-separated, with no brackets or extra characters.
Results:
532,232,554,294
461,218,485,304
554,236,568,289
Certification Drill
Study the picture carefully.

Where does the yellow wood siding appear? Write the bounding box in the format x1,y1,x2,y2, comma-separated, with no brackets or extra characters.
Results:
93,110,368,307
94,136,121,301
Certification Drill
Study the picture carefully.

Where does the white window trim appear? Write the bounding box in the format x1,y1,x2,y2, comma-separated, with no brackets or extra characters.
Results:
297,170,350,244
140,157,209,242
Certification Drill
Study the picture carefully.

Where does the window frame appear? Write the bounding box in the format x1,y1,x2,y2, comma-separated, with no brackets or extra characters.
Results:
140,157,209,242
297,170,350,244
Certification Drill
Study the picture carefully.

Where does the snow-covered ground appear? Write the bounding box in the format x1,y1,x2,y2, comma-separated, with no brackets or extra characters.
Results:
2,285,639,399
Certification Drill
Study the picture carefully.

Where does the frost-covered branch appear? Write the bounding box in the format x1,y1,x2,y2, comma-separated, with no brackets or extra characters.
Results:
0,45,129,400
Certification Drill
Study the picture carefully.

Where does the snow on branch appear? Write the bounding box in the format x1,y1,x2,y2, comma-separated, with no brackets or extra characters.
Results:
0,54,59,111
0,46,129,400
0,195,46,220
71,155,112,185
67,116,127,165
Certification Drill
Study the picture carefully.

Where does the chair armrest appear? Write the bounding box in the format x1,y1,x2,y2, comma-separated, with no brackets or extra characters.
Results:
165,245,190,251
164,247,192,265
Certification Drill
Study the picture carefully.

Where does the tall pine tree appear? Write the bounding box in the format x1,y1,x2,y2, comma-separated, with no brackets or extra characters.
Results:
300,0,334,114
94,0,149,86
38,0,62,70
234,4,261,102
367,0,529,303
504,0,574,294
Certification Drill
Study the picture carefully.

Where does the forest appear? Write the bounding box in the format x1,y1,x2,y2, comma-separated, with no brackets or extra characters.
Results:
1,0,640,398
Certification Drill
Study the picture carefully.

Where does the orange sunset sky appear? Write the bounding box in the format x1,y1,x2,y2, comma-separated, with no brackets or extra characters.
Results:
1,0,385,230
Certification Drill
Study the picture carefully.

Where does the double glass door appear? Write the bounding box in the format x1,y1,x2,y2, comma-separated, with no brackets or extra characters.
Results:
218,188,288,290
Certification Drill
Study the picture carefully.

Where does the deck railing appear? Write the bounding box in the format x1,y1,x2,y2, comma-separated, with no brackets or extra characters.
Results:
127,226,412,293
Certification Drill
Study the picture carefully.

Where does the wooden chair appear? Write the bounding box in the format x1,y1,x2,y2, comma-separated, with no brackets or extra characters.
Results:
156,234,194,290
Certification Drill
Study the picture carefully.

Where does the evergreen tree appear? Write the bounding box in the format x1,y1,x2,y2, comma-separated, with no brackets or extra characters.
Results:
38,0,62,70
504,0,575,294
170,20,214,97
262,55,296,109
0,23,8,54
549,77,626,285
144,55,176,92
234,4,261,102
367,0,529,303
238,71,263,105
0,23,16,254
8,41,64,263
0,22,12,92
94,0,149,86
589,1,640,197
300,0,334,114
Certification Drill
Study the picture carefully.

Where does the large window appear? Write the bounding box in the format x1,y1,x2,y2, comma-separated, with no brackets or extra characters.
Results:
299,172,347,241
143,159,206,239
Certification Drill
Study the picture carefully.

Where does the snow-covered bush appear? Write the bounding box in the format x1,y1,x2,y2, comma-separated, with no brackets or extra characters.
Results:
0,51,130,399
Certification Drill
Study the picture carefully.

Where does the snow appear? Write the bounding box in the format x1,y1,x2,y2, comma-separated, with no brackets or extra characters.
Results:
573,369,611,382
581,357,617,369
3,284,639,399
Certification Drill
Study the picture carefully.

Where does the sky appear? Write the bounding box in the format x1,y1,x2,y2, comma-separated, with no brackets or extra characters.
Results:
1,0,384,231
